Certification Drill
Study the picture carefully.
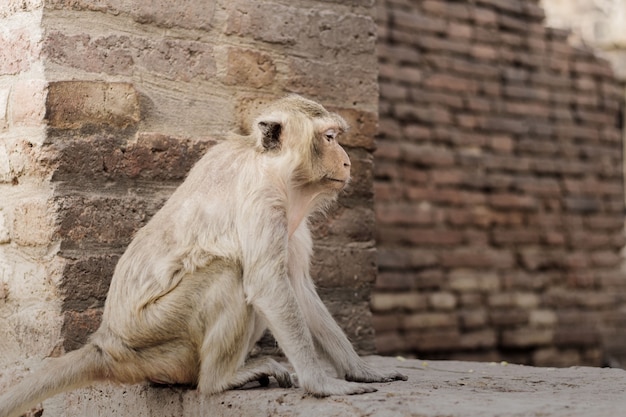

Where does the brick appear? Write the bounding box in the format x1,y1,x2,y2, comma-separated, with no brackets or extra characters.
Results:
472,7,497,26
404,312,457,330
554,326,600,348
394,103,452,125
564,197,600,213
376,202,435,226
405,329,461,351
423,74,478,93
533,348,582,368
492,229,540,244
377,248,438,270
590,251,621,267
459,309,488,329
400,143,455,166
371,292,426,312
489,194,537,211
429,292,457,310
391,9,446,34
529,310,557,327
448,269,501,292
459,329,497,349
46,81,140,130
375,331,406,355
378,227,463,246
502,327,553,348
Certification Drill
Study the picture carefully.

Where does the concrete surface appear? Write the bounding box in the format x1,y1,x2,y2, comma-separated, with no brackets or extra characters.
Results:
43,356,626,417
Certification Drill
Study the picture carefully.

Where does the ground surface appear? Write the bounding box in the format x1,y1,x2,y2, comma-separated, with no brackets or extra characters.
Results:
44,356,626,416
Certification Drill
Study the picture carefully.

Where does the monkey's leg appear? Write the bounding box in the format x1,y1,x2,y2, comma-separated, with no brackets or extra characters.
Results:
226,357,293,390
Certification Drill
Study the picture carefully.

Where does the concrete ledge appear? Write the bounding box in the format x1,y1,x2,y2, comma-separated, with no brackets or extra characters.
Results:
45,356,626,417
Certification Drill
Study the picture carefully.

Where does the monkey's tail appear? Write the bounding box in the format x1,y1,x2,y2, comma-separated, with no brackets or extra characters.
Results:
0,343,108,417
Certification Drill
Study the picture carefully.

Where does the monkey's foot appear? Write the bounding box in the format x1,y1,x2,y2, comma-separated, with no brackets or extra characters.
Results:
229,357,294,390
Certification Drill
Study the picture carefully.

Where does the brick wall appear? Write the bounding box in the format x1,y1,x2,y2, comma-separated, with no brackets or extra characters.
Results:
0,0,379,404
373,0,626,367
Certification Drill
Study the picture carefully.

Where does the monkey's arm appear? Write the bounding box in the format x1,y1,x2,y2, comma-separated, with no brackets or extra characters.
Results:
288,224,407,383
294,275,407,383
239,206,376,397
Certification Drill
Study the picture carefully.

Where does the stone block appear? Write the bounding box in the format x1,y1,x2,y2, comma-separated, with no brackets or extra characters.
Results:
0,209,10,243
220,47,276,89
45,32,216,82
0,27,36,75
46,81,140,130
55,194,152,250
130,0,216,30
10,79,47,126
12,197,56,246
62,308,102,352
311,245,376,289
0,86,9,127
50,132,214,182
60,254,118,311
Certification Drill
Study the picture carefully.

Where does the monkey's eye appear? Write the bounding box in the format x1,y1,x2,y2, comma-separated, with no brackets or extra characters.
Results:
324,129,337,142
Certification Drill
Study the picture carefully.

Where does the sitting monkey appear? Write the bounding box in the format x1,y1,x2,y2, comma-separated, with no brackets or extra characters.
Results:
0,95,406,417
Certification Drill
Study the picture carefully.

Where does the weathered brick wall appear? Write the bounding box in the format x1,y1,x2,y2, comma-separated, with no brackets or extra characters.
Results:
373,0,626,367
0,0,378,404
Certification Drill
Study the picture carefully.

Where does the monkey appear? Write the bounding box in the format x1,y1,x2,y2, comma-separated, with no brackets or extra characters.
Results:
0,95,407,417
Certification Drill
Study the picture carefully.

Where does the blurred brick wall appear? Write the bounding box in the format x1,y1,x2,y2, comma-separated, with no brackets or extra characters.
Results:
0,0,378,396
373,0,626,367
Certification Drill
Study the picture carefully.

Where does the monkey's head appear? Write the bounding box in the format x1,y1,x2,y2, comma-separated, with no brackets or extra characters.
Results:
254,95,351,194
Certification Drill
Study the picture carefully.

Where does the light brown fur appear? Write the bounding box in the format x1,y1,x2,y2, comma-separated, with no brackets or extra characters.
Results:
0,95,406,417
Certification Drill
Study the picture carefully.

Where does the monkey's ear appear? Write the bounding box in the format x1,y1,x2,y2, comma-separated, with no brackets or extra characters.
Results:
258,120,282,151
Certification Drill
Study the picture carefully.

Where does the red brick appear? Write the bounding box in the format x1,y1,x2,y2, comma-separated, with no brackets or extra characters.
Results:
440,248,514,269
378,227,464,246
489,194,537,211
424,73,479,93
376,202,435,226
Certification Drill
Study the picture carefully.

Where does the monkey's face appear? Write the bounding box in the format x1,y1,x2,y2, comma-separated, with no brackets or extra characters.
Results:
313,125,351,191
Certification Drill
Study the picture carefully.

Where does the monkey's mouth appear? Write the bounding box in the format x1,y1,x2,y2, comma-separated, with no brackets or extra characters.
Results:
323,176,350,184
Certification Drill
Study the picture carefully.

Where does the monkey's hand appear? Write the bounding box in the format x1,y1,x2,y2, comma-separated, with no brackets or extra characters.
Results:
345,361,408,383
300,375,378,397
